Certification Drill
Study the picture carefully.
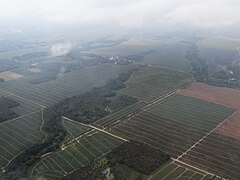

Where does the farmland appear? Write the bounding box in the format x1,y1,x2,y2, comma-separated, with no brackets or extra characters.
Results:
1,35,240,180
110,95,235,157
0,64,138,106
87,37,192,72
179,132,240,179
118,66,193,101
178,82,240,108
0,110,45,170
149,160,220,180
31,130,124,179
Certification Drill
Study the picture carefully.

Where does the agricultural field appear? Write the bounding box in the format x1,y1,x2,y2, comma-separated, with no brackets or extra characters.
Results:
94,101,146,128
62,119,91,143
0,110,46,170
148,160,221,180
178,82,240,109
87,37,192,72
215,110,240,140
31,130,124,179
118,66,193,101
0,64,138,106
110,95,235,158
179,132,240,179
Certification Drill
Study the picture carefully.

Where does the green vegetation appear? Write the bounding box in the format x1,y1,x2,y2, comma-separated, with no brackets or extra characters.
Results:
0,96,19,123
118,66,193,101
54,70,138,124
0,64,138,106
112,95,235,157
0,111,45,169
2,109,67,180
31,131,123,179
181,133,240,179
107,140,170,175
63,120,90,142
61,140,169,180
186,41,240,88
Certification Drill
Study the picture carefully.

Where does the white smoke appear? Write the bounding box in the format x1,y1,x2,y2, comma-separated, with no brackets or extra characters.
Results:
51,42,74,57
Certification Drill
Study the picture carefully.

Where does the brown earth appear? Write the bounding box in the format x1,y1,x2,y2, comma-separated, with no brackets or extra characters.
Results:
177,82,240,109
121,38,146,46
28,68,42,73
215,110,240,140
0,71,23,81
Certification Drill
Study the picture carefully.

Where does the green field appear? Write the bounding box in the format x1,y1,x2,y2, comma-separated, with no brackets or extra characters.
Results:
111,95,235,157
94,101,146,128
149,160,220,180
118,66,193,101
180,133,240,179
31,130,124,179
63,119,90,143
0,110,45,169
0,64,138,106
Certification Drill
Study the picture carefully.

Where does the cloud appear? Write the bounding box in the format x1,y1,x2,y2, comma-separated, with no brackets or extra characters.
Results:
51,42,74,57
0,0,240,29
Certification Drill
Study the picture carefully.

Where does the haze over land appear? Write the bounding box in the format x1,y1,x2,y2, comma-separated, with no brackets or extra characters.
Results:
1,1,240,180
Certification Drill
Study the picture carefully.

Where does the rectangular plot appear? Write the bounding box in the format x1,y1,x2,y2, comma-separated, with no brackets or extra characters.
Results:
163,166,186,179
151,163,178,180
177,170,195,180
60,150,82,169
75,143,96,160
150,95,235,130
0,156,9,167
8,96,42,116
54,154,74,172
66,146,88,165
191,173,203,180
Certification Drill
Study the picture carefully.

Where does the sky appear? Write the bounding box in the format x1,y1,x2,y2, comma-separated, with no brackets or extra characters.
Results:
0,0,240,31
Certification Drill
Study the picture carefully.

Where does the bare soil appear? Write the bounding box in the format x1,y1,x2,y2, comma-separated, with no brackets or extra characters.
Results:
0,71,23,81
215,110,240,140
28,68,42,73
177,82,240,109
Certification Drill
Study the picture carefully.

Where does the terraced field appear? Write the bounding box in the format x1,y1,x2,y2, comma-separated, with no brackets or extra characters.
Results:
118,66,193,101
111,95,235,158
31,130,124,179
0,64,138,106
0,110,46,170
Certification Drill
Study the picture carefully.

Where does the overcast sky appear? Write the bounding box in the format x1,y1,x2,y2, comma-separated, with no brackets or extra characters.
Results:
0,0,240,30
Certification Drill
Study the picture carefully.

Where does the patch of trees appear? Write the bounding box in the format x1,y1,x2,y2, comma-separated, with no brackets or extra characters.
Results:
54,70,138,124
107,141,170,175
186,43,209,82
3,109,67,180
54,89,137,124
62,141,169,180
186,43,240,88
0,96,19,123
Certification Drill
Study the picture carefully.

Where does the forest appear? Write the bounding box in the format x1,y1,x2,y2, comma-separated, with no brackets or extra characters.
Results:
54,70,138,124
0,96,19,123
